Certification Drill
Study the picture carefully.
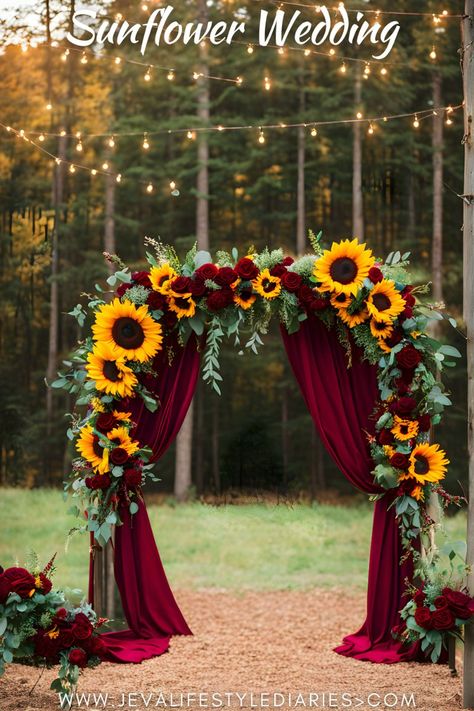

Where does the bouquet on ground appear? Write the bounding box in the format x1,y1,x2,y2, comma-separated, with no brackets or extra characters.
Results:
0,556,106,694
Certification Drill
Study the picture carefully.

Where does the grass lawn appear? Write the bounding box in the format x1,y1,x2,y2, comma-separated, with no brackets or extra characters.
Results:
0,488,467,595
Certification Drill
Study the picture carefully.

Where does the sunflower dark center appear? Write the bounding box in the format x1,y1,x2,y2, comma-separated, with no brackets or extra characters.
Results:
111,438,122,446
92,436,104,459
373,321,387,332
262,279,276,293
103,360,121,382
159,275,170,287
335,293,348,303
112,317,145,349
329,257,358,284
372,293,391,311
174,297,191,310
240,290,253,301
400,425,409,435
414,455,430,475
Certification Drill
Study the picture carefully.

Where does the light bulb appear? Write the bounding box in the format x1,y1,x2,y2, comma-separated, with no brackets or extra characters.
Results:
340,62,346,74
258,130,265,144
311,127,318,137
278,47,285,55
80,52,87,64
356,111,363,120
329,48,335,56
236,76,243,85
102,162,109,171
364,63,371,75
413,116,420,128
247,44,254,54
69,164,76,173
446,117,453,126
115,57,122,65
116,174,122,183
55,158,61,165
108,136,115,148
91,169,97,176
146,183,153,193
167,70,175,81
60,130,66,137
76,142,83,152
368,123,374,135
143,134,150,149
144,67,151,82
304,49,311,57
430,47,437,60
46,102,52,111
39,134,45,142
380,67,387,76
217,125,224,132
264,76,271,91
169,180,176,190
187,131,196,140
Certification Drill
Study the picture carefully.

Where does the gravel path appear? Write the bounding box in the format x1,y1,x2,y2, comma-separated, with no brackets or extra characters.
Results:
0,589,462,711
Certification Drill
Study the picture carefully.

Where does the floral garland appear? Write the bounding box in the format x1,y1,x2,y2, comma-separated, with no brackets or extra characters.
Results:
0,556,105,694
56,234,462,584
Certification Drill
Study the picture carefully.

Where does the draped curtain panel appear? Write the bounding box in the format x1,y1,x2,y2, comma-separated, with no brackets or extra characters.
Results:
281,317,418,663
92,335,200,663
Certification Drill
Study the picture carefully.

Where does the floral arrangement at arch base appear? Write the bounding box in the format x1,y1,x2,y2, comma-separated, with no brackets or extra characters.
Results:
0,555,106,695
55,231,468,662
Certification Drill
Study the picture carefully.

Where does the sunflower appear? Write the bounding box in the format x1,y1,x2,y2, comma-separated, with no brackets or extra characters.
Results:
168,294,196,319
337,301,369,328
107,426,140,456
149,264,177,294
369,318,394,340
383,445,395,459
86,342,138,397
76,425,110,474
377,337,392,353
314,238,374,296
252,269,282,300
366,280,405,322
90,397,105,413
391,416,419,441
408,442,449,484
411,485,425,502
330,292,352,309
234,288,256,310
92,298,163,363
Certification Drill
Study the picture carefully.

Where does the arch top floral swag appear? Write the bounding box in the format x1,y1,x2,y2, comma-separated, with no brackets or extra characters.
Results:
57,232,461,551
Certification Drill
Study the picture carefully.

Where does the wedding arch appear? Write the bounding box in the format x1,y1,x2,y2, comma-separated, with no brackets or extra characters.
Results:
56,233,461,666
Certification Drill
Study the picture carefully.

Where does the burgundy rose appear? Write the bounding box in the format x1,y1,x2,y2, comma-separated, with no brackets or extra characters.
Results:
281,271,302,293
385,330,404,348
432,608,455,631
235,257,259,281
434,596,449,610
170,276,192,294
378,429,394,445
309,298,329,312
270,264,287,277
85,635,106,657
390,453,409,470
116,283,132,298
414,590,426,606
59,629,75,648
396,345,422,370
404,292,416,308
37,573,52,594
95,413,117,434
418,414,431,433
68,648,88,668
146,291,166,311
207,289,234,312
442,588,474,619
414,607,433,629
214,267,238,287
190,278,207,297
132,271,152,288
72,613,93,640
368,266,384,283
85,474,111,491
391,622,407,638
394,378,410,396
162,310,178,330
34,630,60,662
400,306,414,320
298,284,315,305
195,263,218,280
124,468,142,488
282,256,294,267
2,567,36,599
0,574,11,604
54,607,68,621
110,448,129,466
394,397,417,415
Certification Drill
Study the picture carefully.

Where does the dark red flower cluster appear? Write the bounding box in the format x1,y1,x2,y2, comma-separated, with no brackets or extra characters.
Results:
85,473,111,490
0,566,51,603
412,586,474,632
33,609,105,666
297,285,328,313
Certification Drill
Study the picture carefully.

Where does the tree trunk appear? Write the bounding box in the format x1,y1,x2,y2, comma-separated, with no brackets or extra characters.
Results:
352,66,364,239
296,63,306,256
431,73,444,322
462,2,474,707
104,154,116,275
174,405,194,501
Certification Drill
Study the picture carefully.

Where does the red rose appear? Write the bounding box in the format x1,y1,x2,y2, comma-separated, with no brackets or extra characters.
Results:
434,596,449,610
0,574,11,603
298,285,315,305
110,448,129,466
414,607,433,629
68,648,88,668
396,345,422,370
442,588,474,619
394,397,417,415
37,573,52,594
368,267,384,283
190,278,207,297
309,298,329,312
195,263,218,280
404,292,416,308
116,283,132,298
85,474,110,490
132,271,152,288
418,414,431,433
270,264,287,277
146,291,166,311
235,258,259,281
207,289,234,312
414,590,426,606
386,330,404,348
58,629,75,648
54,607,68,621
390,453,409,470
170,276,192,294
95,413,117,433
72,613,93,640
85,635,106,657
282,256,294,266
162,310,178,329
400,306,414,320
124,468,142,488
281,271,302,293
33,630,60,662
394,378,410,396
378,429,394,445
214,267,238,287
432,608,455,631
3,567,36,599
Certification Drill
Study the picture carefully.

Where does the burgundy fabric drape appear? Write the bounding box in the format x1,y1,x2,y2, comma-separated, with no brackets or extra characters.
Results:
281,317,418,663
93,335,200,663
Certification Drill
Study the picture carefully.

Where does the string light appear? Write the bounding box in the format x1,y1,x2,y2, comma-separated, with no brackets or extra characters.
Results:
413,115,420,128
304,49,311,57
169,180,176,190
76,140,83,152
144,66,152,82
278,47,285,55
328,48,336,56
108,135,115,148
45,102,52,111
236,76,243,86
69,164,76,173
310,126,318,137
380,67,388,76
91,169,97,176
258,128,265,144
368,122,374,135
264,75,271,91
102,162,109,171
187,130,196,140
116,173,122,183
340,62,347,74
61,49,69,62
247,44,254,54
167,70,175,81
142,133,150,150
80,52,88,65
114,57,122,65
430,46,437,60
356,111,363,120
38,133,45,142
146,183,154,193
